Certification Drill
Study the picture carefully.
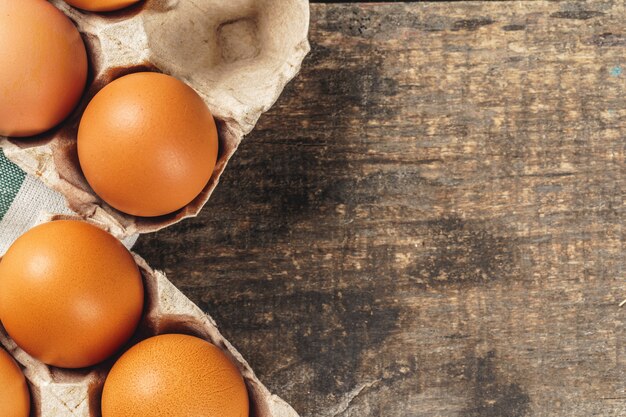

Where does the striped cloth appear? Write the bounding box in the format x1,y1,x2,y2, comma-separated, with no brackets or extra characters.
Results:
0,149,136,255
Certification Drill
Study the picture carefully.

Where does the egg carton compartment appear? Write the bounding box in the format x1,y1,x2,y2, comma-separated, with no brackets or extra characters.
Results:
0,251,298,417
0,0,310,239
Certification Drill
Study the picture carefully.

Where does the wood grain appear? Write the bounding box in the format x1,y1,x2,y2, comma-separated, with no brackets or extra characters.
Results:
135,2,626,416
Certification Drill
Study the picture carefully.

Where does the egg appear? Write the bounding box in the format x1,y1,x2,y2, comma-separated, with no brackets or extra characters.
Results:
63,0,141,12
0,220,144,369
0,0,87,137
77,72,219,217
0,349,30,417
102,334,249,417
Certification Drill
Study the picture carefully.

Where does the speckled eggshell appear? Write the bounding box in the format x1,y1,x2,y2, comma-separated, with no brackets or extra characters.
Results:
0,348,30,417
63,0,141,12
0,0,87,137
77,72,219,217
0,220,144,369
102,334,249,417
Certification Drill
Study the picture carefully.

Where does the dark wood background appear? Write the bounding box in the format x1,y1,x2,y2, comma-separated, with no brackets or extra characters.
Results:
136,1,625,416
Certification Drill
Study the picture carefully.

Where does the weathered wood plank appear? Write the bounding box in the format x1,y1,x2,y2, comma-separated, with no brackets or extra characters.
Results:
135,2,625,416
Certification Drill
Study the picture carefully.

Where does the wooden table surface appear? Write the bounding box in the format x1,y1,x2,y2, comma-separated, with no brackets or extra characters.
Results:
136,2,625,416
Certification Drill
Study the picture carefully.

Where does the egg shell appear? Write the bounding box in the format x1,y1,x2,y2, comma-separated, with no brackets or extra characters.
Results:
0,0,88,137
78,72,219,217
0,218,299,417
0,348,30,417
64,0,141,12
0,220,144,368
102,334,249,417
0,0,310,238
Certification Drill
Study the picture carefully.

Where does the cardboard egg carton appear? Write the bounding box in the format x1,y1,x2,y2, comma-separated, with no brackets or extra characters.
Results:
0,249,299,417
0,0,310,239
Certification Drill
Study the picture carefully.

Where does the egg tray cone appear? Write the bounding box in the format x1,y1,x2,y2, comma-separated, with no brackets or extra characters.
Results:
0,0,310,239
0,250,299,417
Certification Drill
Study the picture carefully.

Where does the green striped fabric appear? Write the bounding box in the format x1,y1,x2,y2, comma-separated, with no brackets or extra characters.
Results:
0,149,137,254
0,149,26,221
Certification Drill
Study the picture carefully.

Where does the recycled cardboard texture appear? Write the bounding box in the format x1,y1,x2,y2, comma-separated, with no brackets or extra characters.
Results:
0,247,299,417
0,0,310,239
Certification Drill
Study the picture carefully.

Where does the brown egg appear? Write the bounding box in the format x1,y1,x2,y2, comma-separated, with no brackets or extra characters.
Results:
77,72,219,217
0,0,87,137
0,349,30,417
0,220,144,369
64,0,141,12
102,334,249,417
